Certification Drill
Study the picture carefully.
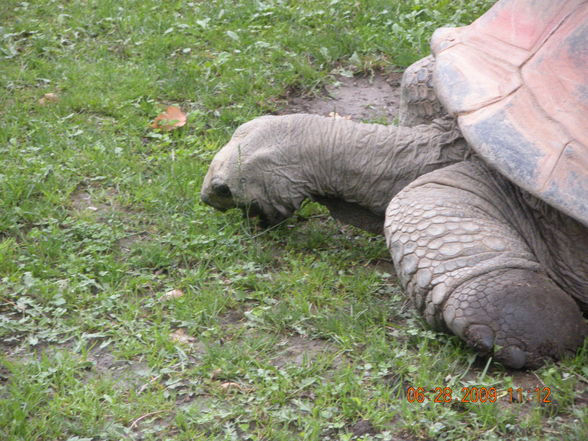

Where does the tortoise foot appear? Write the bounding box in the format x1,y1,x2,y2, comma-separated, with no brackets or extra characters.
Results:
446,269,587,368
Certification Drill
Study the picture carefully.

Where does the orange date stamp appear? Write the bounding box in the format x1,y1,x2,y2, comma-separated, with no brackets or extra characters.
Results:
405,386,552,404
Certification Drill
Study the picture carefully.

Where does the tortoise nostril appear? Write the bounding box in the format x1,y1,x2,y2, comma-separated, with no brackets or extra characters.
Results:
212,180,232,198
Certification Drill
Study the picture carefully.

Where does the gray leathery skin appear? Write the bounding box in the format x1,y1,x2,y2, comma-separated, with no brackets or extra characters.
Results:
398,55,446,127
201,114,467,232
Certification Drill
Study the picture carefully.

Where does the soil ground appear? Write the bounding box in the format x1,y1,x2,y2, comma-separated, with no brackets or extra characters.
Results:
280,72,403,122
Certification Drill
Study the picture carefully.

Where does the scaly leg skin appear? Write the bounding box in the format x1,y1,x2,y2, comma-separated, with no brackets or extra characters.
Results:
398,55,446,127
385,161,587,368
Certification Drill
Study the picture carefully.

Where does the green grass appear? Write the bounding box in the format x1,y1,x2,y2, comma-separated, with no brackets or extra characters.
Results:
1,0,587,440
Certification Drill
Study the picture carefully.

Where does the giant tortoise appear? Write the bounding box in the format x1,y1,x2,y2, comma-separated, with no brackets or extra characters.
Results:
201,0,588,368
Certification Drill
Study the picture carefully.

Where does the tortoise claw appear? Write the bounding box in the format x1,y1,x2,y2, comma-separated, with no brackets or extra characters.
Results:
466,324,495,353
497,345,527,369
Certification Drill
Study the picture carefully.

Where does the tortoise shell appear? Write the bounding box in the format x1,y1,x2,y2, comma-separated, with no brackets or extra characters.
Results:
432,0,588,227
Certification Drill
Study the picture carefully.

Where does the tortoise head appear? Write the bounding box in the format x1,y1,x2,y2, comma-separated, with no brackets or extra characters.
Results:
200,115,307,226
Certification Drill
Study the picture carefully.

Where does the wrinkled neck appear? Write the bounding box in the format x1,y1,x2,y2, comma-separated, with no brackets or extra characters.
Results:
290,114,466,216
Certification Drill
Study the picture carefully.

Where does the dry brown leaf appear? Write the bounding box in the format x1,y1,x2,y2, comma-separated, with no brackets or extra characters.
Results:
151,105,187,131
38,92,59,105
161,289,184,300
170,328,196,344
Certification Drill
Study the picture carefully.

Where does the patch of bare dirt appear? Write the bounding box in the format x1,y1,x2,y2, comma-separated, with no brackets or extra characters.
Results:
219,308,245,326
270,335,339,368
280,72,402,122
370,258,397,277
510,370,545,393
70,186,151,251
350,419,378,437
78,347,150,391
117,231,150,251
87,347,145,375
70,187,119,216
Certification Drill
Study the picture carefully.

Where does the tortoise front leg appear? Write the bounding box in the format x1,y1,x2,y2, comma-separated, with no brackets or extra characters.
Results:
398,55,446,127
385,161,587,368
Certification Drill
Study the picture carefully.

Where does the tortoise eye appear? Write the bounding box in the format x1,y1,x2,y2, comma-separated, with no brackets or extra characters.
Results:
212,180,232,198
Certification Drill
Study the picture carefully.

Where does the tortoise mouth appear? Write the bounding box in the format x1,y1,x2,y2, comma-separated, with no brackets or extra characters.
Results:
239,201,263,218
239,201,270,227
201,182,287,228
200,190,233,212
237,200,286,228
